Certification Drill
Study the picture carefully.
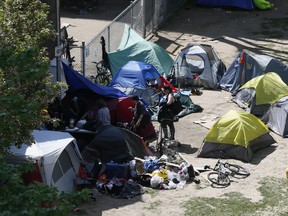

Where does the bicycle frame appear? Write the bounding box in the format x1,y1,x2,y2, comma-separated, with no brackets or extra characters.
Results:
207,155,250,187
140,87,163,108
89,37,112,86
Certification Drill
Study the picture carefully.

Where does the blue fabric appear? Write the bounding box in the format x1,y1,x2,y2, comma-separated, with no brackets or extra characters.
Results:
62,62,127,98
144,158,160,173
196,0,254,10
109,61,162,89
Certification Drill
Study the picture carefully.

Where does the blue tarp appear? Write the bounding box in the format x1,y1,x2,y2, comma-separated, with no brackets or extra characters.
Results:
62,62,127,98
108,61,162,89
196,0,254,10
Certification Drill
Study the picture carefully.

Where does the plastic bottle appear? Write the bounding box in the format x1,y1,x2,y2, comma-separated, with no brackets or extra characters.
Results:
129,159,137,178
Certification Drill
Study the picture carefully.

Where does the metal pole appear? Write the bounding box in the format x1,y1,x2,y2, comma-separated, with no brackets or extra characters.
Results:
82,42,85,76
131,1,133,28
141,0,146,38
152,0,156,34
107,26,110,52
56,0,61,82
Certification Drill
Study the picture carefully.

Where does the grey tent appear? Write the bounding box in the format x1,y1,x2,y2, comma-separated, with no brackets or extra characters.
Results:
219,51,288,94
6,130,83,192
169,43,226,89
262,96,288,137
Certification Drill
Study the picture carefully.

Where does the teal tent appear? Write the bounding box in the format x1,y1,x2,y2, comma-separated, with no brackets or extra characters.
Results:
108,25,174,77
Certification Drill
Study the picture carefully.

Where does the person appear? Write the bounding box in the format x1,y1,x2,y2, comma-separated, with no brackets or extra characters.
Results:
68,96,88,128
129,95,151,137
95,98,111,130
158,86,175,140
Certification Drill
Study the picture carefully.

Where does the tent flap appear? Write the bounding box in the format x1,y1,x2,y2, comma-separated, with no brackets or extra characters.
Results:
62,62,127,98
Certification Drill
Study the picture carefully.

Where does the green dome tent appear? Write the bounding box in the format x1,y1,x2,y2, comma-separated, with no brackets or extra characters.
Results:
108,24,174,77
197,110,276,162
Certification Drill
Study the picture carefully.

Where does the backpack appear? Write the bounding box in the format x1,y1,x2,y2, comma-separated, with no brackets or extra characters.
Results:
171,96,183,115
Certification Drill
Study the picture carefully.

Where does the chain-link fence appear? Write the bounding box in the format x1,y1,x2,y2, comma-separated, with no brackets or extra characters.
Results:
69,43,85,74
82,0,187,77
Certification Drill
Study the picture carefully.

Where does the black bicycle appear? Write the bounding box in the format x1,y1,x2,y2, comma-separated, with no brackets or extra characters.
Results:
206,153,250,187
90,60,112,86
89,36,112,86
156,118,180,158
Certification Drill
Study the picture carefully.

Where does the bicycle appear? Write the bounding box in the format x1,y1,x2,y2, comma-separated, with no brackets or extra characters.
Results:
90,60,112,86
156,118,180,160
140,87,163,108
205,153,250,187
89,36,112,86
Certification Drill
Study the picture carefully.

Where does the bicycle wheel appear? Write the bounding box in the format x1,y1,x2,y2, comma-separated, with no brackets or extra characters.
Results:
140,88,160,108
95,74,110,86
207,171,230,186
89,75,97,83
226,164,250,177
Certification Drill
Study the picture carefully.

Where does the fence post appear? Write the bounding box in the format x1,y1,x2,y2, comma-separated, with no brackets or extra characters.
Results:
141,0,146,38
108,25,111,52
81,42,85,76
152,0,156,34
131,1,134,28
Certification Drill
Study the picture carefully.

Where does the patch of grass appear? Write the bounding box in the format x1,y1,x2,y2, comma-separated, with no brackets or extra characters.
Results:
144,200,162,211
182,177,288,216
145,188,158,197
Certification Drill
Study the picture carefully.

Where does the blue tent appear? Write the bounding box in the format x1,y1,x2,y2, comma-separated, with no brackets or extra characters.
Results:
196,0,254,10
109,61,162,89
219,51,288,94
62,62,127,98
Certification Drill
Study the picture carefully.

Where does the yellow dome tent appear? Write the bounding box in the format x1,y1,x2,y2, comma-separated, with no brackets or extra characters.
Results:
197,110,276,162
234,72,288,116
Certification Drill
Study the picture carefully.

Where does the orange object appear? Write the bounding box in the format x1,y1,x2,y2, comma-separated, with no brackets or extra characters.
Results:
239,52,245,64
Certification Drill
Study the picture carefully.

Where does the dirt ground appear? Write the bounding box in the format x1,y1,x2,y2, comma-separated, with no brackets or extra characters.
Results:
63,0,288,215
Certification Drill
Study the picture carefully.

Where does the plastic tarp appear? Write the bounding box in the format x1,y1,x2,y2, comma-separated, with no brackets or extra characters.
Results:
196,0,254,10
108,24,174,76
239,72,288,105
62,62,127,98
